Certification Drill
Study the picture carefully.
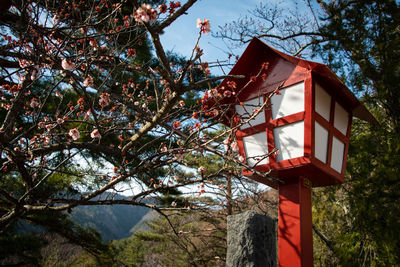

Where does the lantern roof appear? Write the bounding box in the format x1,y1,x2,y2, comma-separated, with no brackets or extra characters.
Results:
219,37,377,125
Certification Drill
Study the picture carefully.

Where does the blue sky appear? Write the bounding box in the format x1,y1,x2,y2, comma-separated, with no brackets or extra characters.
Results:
160,0,262,74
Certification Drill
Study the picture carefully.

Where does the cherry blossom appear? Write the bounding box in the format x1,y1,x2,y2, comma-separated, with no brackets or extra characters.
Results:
69,128,80,140
83,76,93,87
230,141,239,152
30,98,39,108
223,138,230,150
226,81,237,89
38,122,45,129
90,129,101,139
161,145,167,152
45,124,55,131
99,92,110,108
168,1,181,14
158,4,167,14
207,88,218,98
43,136,50,144
61,58,75,71
134,3,157,23
18,59,33,68
0,0,268,242
196,18,211,34
223,90,232,97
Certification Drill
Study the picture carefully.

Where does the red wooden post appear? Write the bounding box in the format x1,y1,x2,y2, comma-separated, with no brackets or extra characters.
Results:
278,177,313,267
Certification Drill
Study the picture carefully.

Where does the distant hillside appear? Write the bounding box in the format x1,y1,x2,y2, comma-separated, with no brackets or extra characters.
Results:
70,196,150,241
129,209,159,234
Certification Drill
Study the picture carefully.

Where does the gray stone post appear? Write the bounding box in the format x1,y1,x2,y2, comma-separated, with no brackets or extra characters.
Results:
226,210,276,267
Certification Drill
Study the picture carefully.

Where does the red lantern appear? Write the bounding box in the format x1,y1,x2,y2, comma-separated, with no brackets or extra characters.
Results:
209,38,376,267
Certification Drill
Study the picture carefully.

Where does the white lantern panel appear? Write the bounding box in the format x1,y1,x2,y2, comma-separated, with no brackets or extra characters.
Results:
330,136,345,173
271,82,304,120
274,121,304,162
315,83,331,121
334,102,349,135
242,132,269,167
314,122,329,163
235,97,266,129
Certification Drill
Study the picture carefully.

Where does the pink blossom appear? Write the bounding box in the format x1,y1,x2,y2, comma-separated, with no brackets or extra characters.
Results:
196,18,211,34
61,58,75,71
171,201,177,207
89,39,98,49
18,59,33,68
38,121,46,128
223,90,232,97
99,92,110,108
83,76,93,87
207,88,218,98
90,129,101,139
198,166,206,173
44,136,50,144
223,138,230,150
230,141,239,152
30,98,39,108
134,3,157,23
179,100,185,107
69,128,80,140
45,124,55,131
158,4,167,13
57,118,64,124
196,18,202,28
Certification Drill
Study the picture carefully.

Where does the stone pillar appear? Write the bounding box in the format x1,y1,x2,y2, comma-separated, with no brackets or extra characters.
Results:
226,210,276,267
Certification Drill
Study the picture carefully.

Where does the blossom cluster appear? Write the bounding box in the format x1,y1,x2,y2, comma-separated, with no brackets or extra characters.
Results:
134,3,157,23
99,92,111,108
200,62,271,127
158,1,181,15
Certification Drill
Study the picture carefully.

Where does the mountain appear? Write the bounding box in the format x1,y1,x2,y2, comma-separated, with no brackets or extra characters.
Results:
70,195,150,241
129,209,159,234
